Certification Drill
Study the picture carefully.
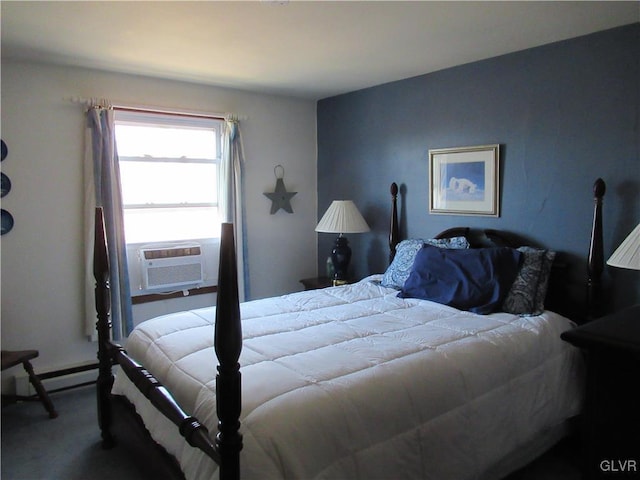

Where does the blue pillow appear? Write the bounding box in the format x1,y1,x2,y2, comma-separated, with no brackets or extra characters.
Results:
398,245,522,314
381,237,470,289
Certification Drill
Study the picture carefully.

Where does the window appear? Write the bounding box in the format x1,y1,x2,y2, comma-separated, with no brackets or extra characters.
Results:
114,110,224,296
114,110,223,243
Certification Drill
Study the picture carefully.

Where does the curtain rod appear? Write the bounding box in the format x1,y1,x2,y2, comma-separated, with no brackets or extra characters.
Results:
66,96,243,121
116,105,226,121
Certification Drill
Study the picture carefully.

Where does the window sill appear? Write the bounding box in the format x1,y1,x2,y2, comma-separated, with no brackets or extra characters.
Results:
131,285,217,305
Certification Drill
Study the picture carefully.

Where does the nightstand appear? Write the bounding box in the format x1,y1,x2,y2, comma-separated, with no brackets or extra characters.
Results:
299,276,332,291
560,305,640,479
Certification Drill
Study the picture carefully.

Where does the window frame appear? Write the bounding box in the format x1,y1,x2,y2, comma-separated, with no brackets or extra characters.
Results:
114,109,224,244
113,109,225,299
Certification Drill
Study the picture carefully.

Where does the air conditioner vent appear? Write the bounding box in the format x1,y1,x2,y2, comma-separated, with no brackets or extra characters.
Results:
139,243,204,291
142,246,201,260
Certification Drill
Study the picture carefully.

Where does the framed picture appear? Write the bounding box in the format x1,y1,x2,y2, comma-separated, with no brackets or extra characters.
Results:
429,144,500,216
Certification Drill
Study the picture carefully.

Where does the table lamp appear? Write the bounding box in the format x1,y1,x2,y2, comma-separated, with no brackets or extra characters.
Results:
316,200,370,285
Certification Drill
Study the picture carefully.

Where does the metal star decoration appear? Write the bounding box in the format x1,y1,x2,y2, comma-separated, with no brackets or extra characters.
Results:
264,165,297,214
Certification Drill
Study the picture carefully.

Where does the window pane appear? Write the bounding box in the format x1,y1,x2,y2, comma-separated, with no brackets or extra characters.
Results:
124,207,221,243
120,162,217,205
115,124,217,159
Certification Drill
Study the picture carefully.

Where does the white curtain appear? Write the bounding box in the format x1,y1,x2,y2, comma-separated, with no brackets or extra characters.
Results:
219,117,248,301
83,103,133,340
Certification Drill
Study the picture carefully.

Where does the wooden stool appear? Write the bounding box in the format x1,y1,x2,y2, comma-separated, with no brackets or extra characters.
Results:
1,350,58,418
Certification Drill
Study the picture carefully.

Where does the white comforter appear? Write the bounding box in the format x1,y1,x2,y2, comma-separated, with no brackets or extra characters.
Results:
112,276,584,480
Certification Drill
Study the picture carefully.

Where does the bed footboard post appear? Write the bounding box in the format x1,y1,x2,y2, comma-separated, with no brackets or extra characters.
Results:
389,182,399,263
587,178,606,320
215,223,243,480
94,207,115,448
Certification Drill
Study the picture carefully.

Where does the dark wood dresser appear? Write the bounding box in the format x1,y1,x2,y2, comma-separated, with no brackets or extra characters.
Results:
561,304,640,479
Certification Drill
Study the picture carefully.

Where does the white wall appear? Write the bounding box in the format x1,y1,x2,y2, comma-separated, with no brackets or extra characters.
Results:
0,60,318,390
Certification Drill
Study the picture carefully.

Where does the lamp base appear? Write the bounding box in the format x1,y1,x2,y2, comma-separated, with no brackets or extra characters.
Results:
331,235,351,282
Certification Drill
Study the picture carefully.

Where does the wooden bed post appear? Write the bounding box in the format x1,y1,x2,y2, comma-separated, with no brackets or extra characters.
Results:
587,178,606,320
94,207,115,448
215,223,243,480
389,182,399,264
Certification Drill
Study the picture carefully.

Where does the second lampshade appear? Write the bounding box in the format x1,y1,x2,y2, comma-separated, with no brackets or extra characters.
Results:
607,222,640,270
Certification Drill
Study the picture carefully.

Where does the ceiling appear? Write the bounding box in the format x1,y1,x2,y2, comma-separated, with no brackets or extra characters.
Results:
1,1,638,100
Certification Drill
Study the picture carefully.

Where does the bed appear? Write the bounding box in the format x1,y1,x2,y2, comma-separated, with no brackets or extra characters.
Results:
94,180,607,480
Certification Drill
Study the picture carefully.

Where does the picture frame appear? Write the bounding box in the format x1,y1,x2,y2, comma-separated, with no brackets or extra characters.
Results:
429,144,500,217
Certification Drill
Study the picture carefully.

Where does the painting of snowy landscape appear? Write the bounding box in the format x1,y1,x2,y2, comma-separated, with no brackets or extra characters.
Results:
429,145,499,217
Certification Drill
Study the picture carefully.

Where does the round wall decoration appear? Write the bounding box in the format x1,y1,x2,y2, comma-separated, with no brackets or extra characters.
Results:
1,140,14,234
1,209,14,235
1,173,11,197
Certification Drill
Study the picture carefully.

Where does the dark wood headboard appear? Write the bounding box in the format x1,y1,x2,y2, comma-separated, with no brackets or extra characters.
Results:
387,178,606,322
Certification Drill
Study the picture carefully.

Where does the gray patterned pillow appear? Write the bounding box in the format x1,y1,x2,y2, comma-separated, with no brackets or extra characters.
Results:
381,236,470,289
502,246,555,316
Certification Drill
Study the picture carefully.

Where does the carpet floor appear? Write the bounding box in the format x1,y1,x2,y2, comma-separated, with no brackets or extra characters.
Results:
1,385,582,480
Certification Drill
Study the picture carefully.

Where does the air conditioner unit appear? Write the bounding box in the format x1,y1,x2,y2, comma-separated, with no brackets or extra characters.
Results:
139,244,204,291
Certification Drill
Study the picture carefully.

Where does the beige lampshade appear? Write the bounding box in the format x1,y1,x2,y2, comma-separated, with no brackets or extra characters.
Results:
607,223,640,270
315,200,370,234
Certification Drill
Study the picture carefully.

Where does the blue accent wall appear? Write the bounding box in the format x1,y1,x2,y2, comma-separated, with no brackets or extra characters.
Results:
317,24,639,313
